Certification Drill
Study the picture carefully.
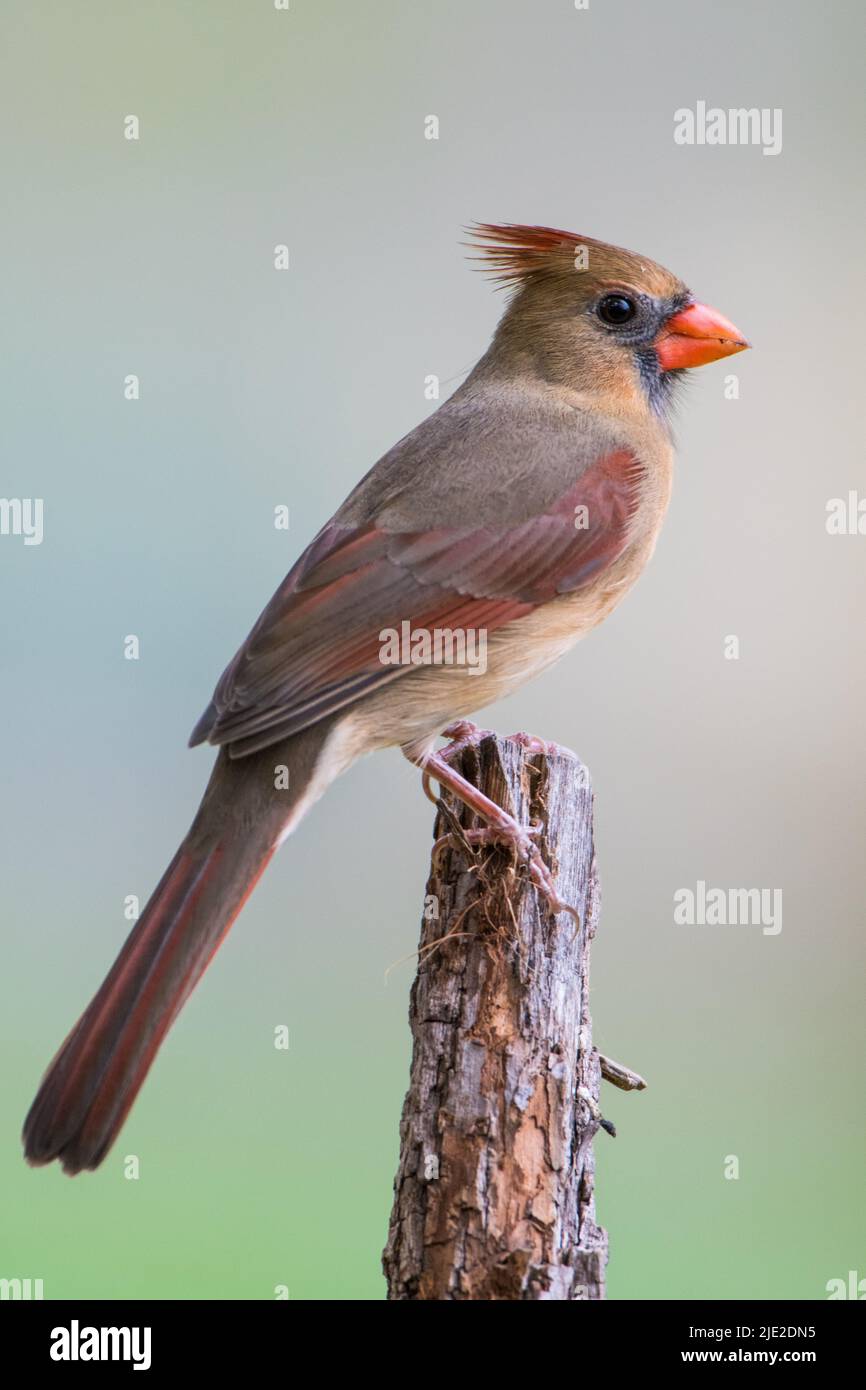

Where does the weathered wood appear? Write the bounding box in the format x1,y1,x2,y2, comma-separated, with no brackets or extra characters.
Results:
383,733,608,1300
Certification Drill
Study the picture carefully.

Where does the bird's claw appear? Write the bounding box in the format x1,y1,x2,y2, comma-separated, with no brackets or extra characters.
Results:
436,817,580,931
413,732,581,930
507,731,577,760
439,721,493,765
508,731,554,755
441,719,481,742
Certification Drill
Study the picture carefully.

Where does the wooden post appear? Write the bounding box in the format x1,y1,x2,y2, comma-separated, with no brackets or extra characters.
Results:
383,732,609,1300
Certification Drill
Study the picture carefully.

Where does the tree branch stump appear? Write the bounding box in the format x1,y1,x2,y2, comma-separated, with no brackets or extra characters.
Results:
383,732,609,1300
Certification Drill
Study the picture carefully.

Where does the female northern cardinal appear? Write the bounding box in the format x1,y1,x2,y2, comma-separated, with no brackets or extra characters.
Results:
23,224,748,1173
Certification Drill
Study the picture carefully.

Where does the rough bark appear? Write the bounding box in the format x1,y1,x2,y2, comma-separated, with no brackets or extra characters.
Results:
383,733,608,1300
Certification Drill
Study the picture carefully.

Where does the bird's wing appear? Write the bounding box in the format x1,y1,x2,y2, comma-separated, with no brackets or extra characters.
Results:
190,439,644,757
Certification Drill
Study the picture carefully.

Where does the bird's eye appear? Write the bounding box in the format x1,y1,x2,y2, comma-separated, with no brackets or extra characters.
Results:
597,293,637,325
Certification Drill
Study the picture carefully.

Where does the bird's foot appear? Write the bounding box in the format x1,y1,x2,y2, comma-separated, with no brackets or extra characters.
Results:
508,730,577,760
440,720,494,760
460,823,580,927
441,719,482,742
411,743,580,929
420,722,492,805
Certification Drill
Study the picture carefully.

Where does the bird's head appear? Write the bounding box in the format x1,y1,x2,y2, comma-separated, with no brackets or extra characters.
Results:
469,223,749,416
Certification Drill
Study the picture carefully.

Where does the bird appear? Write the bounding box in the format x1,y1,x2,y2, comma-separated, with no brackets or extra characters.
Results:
23,223,749,1174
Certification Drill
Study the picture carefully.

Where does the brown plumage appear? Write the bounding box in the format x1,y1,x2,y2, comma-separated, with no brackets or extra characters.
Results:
23,224,749,1173
467,221,673,291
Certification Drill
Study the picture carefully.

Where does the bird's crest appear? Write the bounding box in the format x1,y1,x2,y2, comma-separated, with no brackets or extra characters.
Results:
466,223,591,285
465,222,679,299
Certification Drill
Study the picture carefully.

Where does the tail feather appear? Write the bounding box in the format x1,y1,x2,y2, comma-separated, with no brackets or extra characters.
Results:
24,721,351,1175
23,835,274,1175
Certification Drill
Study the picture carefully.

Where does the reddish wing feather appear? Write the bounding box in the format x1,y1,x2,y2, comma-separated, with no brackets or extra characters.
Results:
193,449,640,754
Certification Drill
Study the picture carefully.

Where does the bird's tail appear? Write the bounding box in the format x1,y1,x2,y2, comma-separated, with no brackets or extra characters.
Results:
23,725,340,1175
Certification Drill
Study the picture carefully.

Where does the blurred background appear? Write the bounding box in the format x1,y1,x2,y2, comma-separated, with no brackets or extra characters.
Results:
1,0,863,1299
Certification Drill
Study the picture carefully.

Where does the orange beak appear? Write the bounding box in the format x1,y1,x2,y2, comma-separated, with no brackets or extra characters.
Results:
655,301,750,371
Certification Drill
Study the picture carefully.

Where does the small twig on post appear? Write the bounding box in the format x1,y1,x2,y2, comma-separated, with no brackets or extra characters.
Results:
598,1053,647,1093
383,733,610,1300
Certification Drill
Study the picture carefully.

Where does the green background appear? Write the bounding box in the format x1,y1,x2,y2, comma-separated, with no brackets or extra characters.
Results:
2,0,864,1299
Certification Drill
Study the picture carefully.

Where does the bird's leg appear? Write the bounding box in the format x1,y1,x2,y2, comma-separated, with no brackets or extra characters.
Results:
407,739,579,927
420,721,493,805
